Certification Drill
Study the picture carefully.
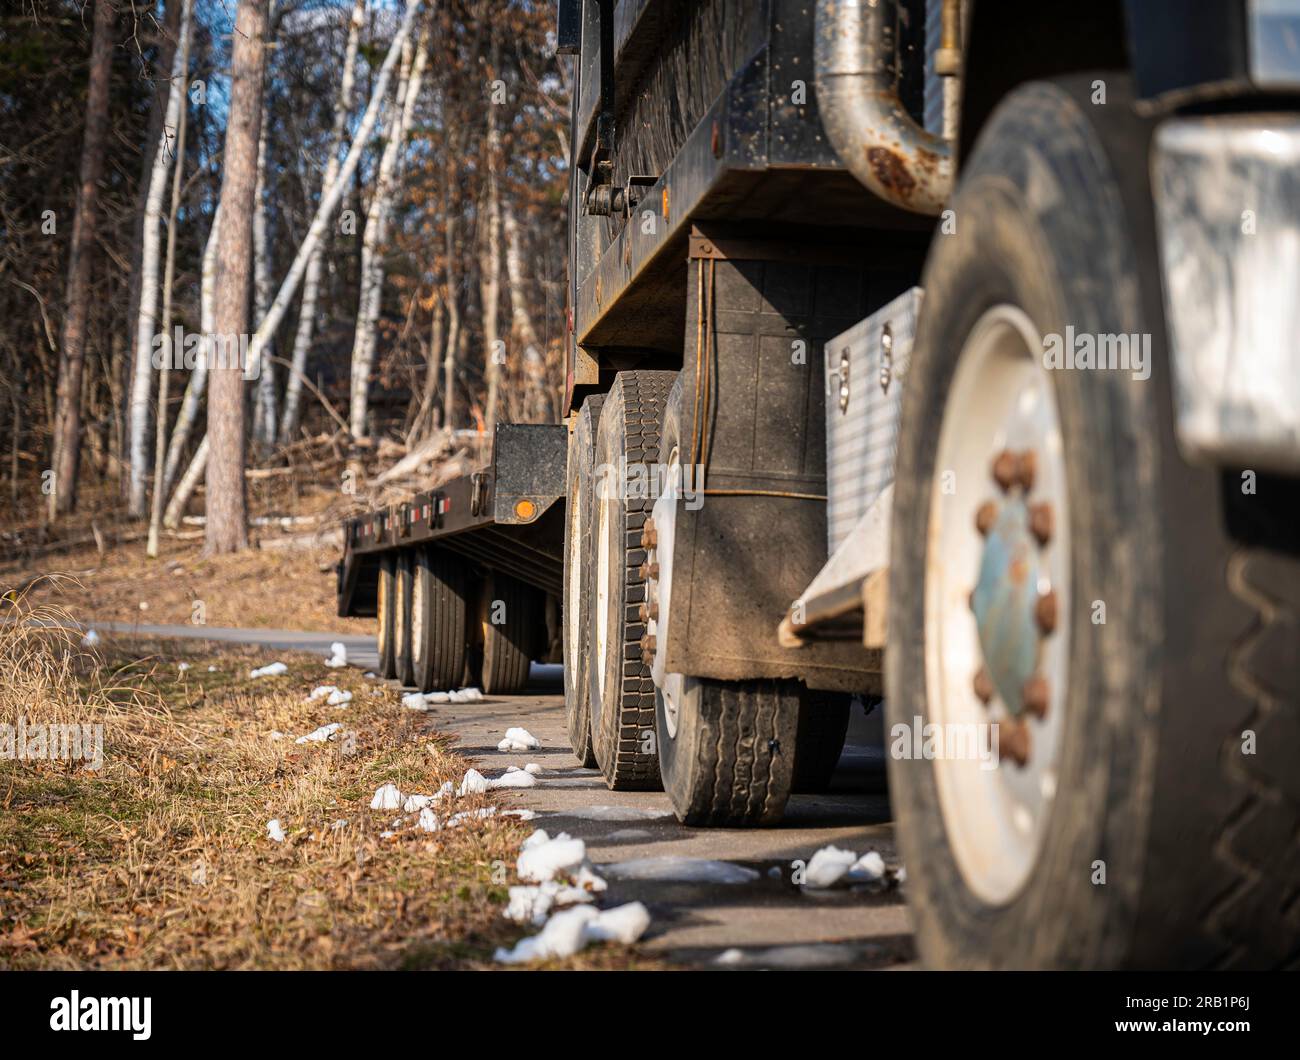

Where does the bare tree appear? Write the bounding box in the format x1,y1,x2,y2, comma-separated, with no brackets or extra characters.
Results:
127,0,195,516
480,31,503,434
205,0,271,555
280,0,366,444
147,0,193,558
49,0,115,519
348,29,427,439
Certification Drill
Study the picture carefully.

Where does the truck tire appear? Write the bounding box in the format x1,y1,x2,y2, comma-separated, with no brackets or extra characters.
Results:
411,546,469,692
792,690,852,793
478,571,537,694
589,370,677,789
563,394,605,766
393,550,416,688
887,77,1300,968
648,373,801,824
377,552,398,680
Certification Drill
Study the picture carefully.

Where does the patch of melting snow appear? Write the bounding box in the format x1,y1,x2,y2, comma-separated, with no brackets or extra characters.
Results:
250,662,288,679
603,857,761,885
502,809,537,821
504,881,596,926
713,943,863,969
497,726,540,752
307,685,339,702
801,844,898,890
457,768,489,795
489,769,537,790
266,819,286,843
370,783,403,811
602,828,653,842
269,730,286,741
557,805,671,822
295,722,342,745
493,902,650,964
324,642,347,668
178,662,191,672
517,830,587,882
81,629,100,647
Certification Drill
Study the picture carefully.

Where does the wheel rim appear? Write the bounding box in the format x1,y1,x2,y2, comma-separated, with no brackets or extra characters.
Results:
593,484,612,725
649,445,688,739
925,304,1071,906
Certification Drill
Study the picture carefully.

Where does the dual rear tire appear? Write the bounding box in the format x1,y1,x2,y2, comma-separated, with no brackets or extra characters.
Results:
376,547,537,695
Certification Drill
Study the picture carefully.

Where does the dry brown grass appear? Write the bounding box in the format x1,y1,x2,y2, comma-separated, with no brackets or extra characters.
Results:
0,594,642,970
3,534,369,634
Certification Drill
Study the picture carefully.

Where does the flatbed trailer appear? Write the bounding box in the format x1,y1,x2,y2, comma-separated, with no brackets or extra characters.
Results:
336,424,568,694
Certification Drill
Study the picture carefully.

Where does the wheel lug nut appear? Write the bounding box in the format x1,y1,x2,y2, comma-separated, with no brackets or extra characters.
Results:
1016,450,1037,492
641,524,658,548
1022,675,1050,719
973,667,994,704
997,717,1031,767
638,600,660,623
639,561,660,581
975,502,998,535
992,450,1018,491
1035,589,1058,635
640,633,657,653
1029,502,1053,546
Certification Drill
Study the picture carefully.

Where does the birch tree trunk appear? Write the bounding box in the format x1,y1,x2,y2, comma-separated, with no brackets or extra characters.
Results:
205,0,270,556
441,157,461,432
127,0,194,516
279,0,365,444
348,31,426,439
50,0,114,519
164,434,206,529
502,203,549,423
161,202,218,496
250,120,277,446
240,0,421,405
480,42,503,435
147,8,192,558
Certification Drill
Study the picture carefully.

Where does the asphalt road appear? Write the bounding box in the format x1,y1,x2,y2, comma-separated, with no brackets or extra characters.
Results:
92,621,913,969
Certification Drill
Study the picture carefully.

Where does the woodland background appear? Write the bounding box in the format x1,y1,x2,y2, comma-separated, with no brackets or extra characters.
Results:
0,0,569,555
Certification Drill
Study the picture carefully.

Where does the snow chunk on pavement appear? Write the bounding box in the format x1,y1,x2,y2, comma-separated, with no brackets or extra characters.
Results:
848,850,886,883
802,845,858,888
402,692,431,711
295,722,342,745
267,819,286,843
524,763,542,775
490,769,537,789
369,783,404,811
324,642,347,668
497,726,540,751
493,902,650,964
250,662,288,678
604,857,760,885
457,768,489,795
517,833,587,882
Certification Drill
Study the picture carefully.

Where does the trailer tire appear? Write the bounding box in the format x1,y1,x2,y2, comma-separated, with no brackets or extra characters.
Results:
887,77,1300,968
563,395,605,766
478,572,537,695
393,550,416,687
411,546,470,693
792,691,852,793
377,553,398,680
589,370,677,790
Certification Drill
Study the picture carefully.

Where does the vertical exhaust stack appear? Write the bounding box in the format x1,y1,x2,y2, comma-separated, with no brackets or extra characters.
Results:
814,0,956,215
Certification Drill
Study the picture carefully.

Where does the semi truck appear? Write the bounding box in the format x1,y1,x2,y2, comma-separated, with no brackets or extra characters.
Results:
337,0,1300,968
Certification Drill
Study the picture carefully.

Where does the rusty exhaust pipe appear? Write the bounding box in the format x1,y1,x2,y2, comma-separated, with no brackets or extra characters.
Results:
814,0,955,215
